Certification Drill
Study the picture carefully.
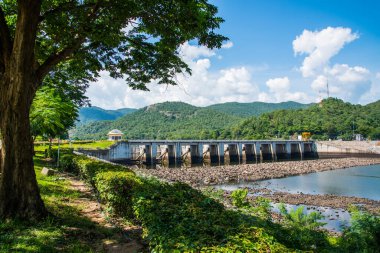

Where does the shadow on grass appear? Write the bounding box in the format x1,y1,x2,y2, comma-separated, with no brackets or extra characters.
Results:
0,158,136,253
0,198,130,253
1,205,92,252
132,178,333,252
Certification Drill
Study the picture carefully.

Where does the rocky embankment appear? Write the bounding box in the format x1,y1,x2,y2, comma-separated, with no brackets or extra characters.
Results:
245,189,380,214
134,158,380,187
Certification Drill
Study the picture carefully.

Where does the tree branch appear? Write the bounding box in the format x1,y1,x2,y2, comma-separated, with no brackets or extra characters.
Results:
39,1,96,23
36,38,85,80
0,6,12,67
36,2,101,81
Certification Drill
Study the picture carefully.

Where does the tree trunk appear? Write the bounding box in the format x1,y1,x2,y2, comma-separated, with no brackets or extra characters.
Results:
0,78,47,221
0,0,47,221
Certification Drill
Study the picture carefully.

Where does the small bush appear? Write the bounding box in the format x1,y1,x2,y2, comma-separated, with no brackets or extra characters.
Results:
58,154,78,173
230,188,249,208
339,207,380,252
95,171,140,218
71,155,128,183
277,204,329,250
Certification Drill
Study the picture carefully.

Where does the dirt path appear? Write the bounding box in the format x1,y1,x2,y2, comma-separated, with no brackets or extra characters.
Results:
65,175,146,253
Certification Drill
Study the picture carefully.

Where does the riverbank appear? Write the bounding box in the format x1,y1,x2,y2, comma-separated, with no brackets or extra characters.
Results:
133,158,380,187
244,189,380,215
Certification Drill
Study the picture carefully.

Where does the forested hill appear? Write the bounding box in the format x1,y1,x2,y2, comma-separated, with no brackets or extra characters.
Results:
72,102,243,140
73,99,380,140
224,98,380,140
206,101,311,117
78,101,310,124
78,106,137,125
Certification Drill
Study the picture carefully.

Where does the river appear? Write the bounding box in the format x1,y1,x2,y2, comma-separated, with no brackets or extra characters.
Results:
215,164,380,200
214,164,380,231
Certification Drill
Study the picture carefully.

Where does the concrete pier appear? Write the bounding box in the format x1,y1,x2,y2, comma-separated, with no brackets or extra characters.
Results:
167,145,176,164
255,143,261,162
261,144,273,160
190,144,203,164
291,143,301,159
228,144,239,163
209,144,219,164
219,143,225,164
275,143,287,160
244,144,255,162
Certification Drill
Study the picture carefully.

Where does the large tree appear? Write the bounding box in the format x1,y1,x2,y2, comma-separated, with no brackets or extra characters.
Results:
0,0,226,220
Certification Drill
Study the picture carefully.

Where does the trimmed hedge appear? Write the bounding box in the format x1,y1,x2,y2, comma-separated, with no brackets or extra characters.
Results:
95,171,140,218
59,154,138,218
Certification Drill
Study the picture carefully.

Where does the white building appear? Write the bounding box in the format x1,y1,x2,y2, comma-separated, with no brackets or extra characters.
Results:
107,129,124,141
355,134,364,141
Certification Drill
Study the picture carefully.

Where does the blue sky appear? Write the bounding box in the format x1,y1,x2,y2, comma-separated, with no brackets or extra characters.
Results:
212,0,380,70
87,0,380,109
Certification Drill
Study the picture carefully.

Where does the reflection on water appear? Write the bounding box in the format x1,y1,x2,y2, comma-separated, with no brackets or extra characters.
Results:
217,164,380,201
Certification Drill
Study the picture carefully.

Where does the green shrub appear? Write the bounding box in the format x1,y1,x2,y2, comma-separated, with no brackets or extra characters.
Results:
277,204,329,250
279,204,325,230
58,154,78,173
70,155,128,183
131,179,301,252
132,179,243,251
201,227,291,252
339,207,380,252
251,197,272,221
230,188,249,208
95,171,140,218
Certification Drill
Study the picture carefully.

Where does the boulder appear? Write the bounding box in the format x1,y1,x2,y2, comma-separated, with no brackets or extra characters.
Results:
41,167,55,176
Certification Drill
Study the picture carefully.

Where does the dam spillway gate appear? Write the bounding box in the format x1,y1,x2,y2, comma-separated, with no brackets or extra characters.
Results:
77,140,316,166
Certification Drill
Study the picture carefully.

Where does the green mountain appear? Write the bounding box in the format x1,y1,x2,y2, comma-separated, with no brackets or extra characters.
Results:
73,102,243,140
225,98,380,140
206,101,311,117
73,99,379,141
77,106,137,125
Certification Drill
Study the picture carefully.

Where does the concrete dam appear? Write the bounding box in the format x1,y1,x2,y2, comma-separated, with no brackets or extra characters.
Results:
77,140,317,165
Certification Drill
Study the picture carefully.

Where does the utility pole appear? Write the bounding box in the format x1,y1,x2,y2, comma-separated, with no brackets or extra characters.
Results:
326,79,330,98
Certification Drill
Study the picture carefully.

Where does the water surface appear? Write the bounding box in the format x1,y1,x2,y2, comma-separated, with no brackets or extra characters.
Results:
216,164,380,200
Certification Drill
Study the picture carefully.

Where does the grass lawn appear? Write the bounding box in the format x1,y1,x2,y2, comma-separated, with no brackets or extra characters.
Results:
34,140,115,153
0,155,134,253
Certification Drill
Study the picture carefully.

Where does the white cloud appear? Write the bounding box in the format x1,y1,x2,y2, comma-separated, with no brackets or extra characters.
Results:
292,27,374,103
221,41,234,49
86,42,259,109
326,64,369,83
376,72,380,79
311,75,328,92
266,77,290,93
359,79,380,104
258,76,310,103
293,27,358,77
179,42,215,62
309,72,371,102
